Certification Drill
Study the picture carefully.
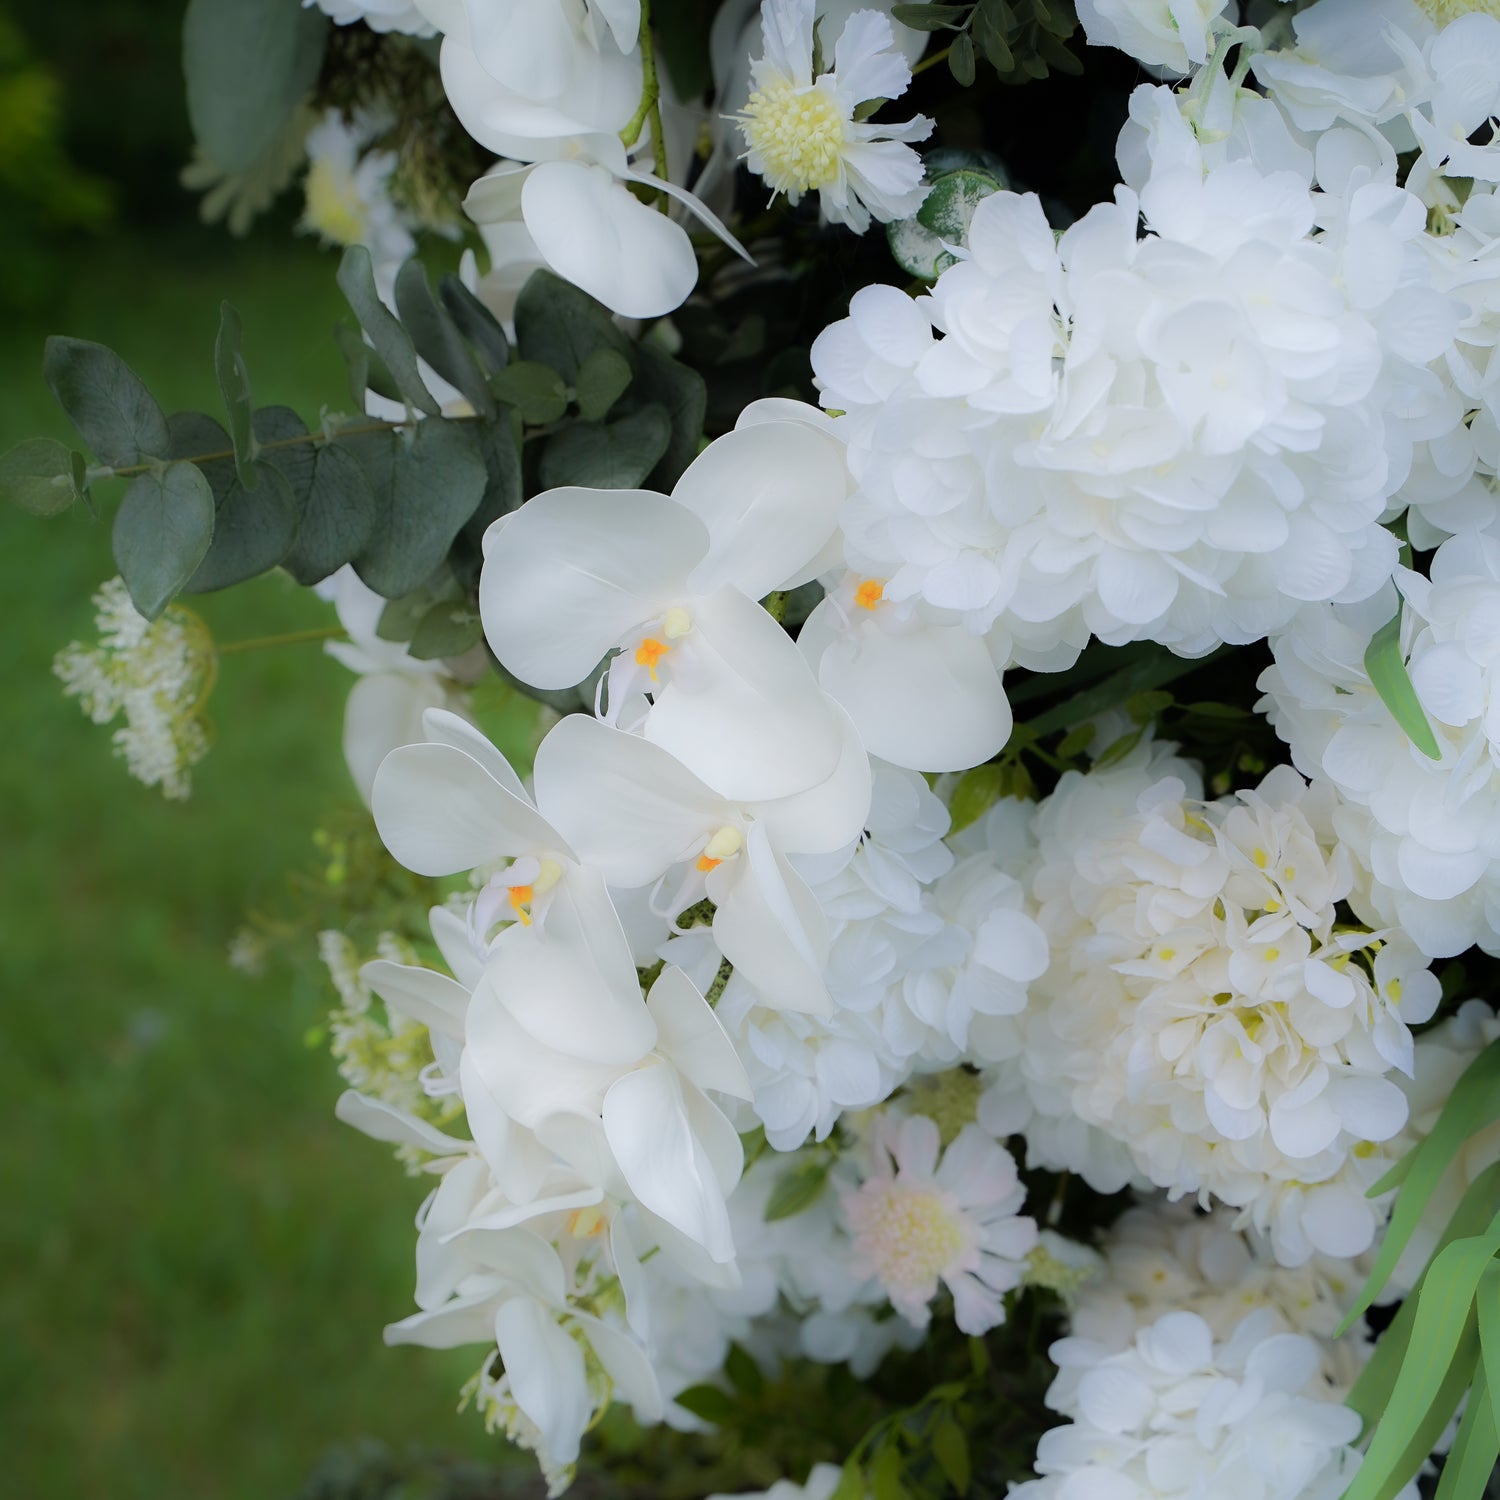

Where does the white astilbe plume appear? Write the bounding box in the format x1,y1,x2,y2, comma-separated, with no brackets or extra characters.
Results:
53,577,215,800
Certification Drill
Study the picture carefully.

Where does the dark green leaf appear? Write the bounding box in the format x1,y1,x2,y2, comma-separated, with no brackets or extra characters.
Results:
764,1159,830,1222
1024,646,1229,738
723,1343,765,1400
214,302,258,489
352,421,488,598
1365,607,1442,760
932,1419,971,1495
337,246,440,417
514,269,632,383
438,274,510,375
183,462,297,593
395,261,496,419
1433,1358,1498,1500
113,462,216,619
890,4,973,29
0,438,84,516
491,362,569,425
1341,1039,1500,1329
672,1384,735,1424
183,0,326,174
334,322,398,409
376,592,429,644
652,0,715,97
167,409,231,463
949,30,977,84
281,441,379,585
629,342,707,490
44,337,169,467
408,600,483,661
575,348,634,422
538,406,671,490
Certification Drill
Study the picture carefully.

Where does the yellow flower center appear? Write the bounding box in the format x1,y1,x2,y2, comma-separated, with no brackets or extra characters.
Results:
302,159,368,246
635,637,670,680
697,825,744,873
1416,0,1500,19
740,78,849,194
854,578,885,610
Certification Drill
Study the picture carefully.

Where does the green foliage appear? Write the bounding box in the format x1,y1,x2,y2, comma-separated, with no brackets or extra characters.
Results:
393,261,496,420
948,762,1009,833
537,406,672,490
891,0,1080,85
214,302,260,489
0,436,86,516
1364,605,1443,760
182,0,327,176
112,461,216,619
337,246,442,417
763,1158,832,1222
44,336,170,468
888,167,1006,281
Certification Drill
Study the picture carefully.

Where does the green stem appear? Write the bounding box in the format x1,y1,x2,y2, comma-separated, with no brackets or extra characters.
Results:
216,625,348,656
102,419,414,481
619,0,659,152
911,42,953,76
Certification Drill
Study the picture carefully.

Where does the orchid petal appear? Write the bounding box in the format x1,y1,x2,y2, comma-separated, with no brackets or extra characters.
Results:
335,1090,471,1156
645,965,753,1100
752,702,872,855
360,958,472,1038
495,1298,592,1467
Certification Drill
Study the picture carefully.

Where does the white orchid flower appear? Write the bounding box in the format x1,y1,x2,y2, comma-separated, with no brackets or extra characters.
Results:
480,421,850,802
532,713,871,1016
797,572,1014,772
464,961,752,1265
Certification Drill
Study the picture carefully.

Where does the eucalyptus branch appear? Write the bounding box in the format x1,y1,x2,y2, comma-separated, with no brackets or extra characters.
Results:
215,625,348,656
100,418,416,481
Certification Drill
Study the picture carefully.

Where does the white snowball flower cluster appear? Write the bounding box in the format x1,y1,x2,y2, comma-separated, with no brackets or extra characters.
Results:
1011,1309,1368,1500
736,0,931,232
53,577,214,800
809,128,1455,670
1259,533,1500,959
984,745,1440,1264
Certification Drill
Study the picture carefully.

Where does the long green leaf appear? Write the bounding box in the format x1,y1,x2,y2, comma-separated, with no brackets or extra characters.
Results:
1342,1206,1500,1500
336,246,440,417
1023,645,1230,738
1341,1041,1500,1330
1477,1263,1500,1437
1433,1358,1498,1500
213,302,258,490
1364,607,1442,760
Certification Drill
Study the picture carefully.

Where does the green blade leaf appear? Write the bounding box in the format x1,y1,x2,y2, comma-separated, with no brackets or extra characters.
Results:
44,337,169,467
1434,1350,1499,1500
932,1418,971,1495
1023,645,1229,738
0,437,85,516
538,406,671,490
575,347,634,423
112,462,217,620
394,260,496,419
183,0,326,174
213,302,259,489
1341,1038,1500,1330
351,421,488,599
1341,1206,1500,1500
336,246,440,417
1477,1262,1500,1438
1364,607,1442,760
763,1159,830,1222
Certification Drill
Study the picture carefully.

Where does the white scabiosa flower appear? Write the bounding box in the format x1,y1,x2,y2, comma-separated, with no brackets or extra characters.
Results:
841,1111,1036,1334
1259,534,1500,958
736,0,932,233
1000,747,1440,1264
1011,1309,1367,1500
53,577,215,800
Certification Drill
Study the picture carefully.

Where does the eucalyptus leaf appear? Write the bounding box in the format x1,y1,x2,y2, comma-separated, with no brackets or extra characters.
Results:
376,591,429,645
575,347,633,422
491,362,569,425
538,406,671,490
337,246,440,417
183,0,326,174
514,269,632,383
408,600,483,661
890,3,973,28
167,410,231,464
44,337,169,467
214,301,258,489
0,437,84,516
949,30,977,84
394,260,495,418
352,421,488,599
438,274,510,375
113,462,217,619
281,441,378,585
888,168,1004,281
1364,606,1442,760
628,342,706,489
183,461,298,592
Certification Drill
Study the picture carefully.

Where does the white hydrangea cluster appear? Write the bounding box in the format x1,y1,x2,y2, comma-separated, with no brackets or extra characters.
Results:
54,577,215,800
1260,534,1500,960
982,745,1440,1264
808,126,1453,667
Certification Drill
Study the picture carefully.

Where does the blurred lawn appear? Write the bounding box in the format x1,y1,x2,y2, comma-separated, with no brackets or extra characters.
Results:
0,232,501,1497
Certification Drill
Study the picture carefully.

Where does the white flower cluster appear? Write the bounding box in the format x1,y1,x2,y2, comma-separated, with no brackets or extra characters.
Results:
982,747,1440,1264
54,577,215,800
1261,534,1500,960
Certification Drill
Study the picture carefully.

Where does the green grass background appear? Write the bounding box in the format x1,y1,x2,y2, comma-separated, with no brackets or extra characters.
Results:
0,232,504,1494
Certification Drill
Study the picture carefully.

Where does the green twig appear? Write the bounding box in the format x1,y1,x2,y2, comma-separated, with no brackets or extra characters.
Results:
101,419,414,481
216,625,348,656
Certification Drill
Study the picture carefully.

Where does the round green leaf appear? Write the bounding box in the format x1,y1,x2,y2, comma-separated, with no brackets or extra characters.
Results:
0,437,84,516
112,461,216,620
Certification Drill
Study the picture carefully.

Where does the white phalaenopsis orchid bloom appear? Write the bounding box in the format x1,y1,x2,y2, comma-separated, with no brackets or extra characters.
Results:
736,0,932,233
797,572,1014,772
465,961,753,1266
533,712,872,1016
480,420,852,802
